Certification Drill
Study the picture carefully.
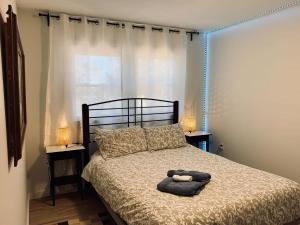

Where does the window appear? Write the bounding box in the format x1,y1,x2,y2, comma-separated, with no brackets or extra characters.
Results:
74,54,122,119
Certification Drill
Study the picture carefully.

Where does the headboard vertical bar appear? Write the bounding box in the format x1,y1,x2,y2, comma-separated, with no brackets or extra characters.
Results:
82,104,90,165
141,99,143,128
134,99,137,125
173,101,179,124
127,99,130,127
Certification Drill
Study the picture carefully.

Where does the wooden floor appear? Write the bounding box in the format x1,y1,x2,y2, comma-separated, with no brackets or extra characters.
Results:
29,192,114,225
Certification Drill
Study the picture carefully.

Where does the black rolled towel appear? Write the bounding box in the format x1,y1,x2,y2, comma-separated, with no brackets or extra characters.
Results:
157,177,210,196
167,170,211,182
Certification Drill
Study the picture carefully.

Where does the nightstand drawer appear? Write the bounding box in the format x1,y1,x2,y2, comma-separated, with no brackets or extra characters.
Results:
185,135,208,143
49,150,82,161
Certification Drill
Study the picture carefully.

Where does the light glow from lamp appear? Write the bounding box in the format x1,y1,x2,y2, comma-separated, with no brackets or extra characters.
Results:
184,117,196,133
58,127,70,147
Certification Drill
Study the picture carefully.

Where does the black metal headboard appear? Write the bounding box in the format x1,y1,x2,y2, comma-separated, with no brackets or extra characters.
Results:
82,98,179,165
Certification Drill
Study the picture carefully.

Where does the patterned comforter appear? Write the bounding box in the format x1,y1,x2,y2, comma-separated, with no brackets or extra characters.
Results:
82,146,300,225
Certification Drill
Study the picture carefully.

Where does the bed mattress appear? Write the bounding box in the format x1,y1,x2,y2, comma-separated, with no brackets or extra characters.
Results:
82,146,300,225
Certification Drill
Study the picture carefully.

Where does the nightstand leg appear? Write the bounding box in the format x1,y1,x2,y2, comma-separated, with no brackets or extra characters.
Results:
206,137,210,152
76,155,83,200
49,158,55,206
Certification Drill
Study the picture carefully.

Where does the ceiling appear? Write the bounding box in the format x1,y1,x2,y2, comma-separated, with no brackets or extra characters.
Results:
16,0,300,31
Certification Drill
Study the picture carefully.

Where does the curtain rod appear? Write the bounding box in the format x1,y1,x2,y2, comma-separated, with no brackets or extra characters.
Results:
38,12,200,41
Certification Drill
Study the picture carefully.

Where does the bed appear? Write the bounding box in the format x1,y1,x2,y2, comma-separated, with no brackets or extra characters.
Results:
81,98,300,225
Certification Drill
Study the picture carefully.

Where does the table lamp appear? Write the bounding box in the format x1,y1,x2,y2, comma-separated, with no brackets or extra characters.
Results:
185,117,196,133
58,127,70,147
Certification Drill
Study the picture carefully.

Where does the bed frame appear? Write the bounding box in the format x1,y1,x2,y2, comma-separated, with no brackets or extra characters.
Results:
81,98,300,225
82,98,178,224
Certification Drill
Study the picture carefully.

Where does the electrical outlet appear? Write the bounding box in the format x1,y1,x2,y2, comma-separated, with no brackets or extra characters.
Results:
218,143,224,152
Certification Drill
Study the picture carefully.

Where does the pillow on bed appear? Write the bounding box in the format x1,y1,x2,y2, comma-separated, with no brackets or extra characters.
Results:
143,124,187,151
95,126,147,159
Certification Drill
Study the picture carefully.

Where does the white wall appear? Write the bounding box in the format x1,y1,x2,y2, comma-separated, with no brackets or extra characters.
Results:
208,5,300,183
17,8,50,199
0,2,29,225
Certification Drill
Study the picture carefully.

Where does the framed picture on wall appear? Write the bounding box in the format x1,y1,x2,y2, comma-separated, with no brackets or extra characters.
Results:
1,5,27,167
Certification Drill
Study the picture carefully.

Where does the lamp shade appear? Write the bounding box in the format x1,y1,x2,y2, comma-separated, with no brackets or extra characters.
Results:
58,127,70,146
184,117,196,133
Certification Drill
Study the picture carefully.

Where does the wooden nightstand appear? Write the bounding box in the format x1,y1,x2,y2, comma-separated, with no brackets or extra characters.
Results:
185,131,212,152
46,145,85,206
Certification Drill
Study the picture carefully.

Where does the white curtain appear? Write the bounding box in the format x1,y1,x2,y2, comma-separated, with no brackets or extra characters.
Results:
184,34,207,131
44,14,202,145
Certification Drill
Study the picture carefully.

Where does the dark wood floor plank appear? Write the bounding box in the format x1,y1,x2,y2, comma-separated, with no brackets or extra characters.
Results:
29,192,107,225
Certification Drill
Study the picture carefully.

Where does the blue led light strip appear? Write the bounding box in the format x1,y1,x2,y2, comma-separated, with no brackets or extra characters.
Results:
202,33,209,132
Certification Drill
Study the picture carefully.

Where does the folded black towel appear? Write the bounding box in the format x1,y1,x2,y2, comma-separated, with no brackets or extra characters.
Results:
157,177,210,196
167,170,211,182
